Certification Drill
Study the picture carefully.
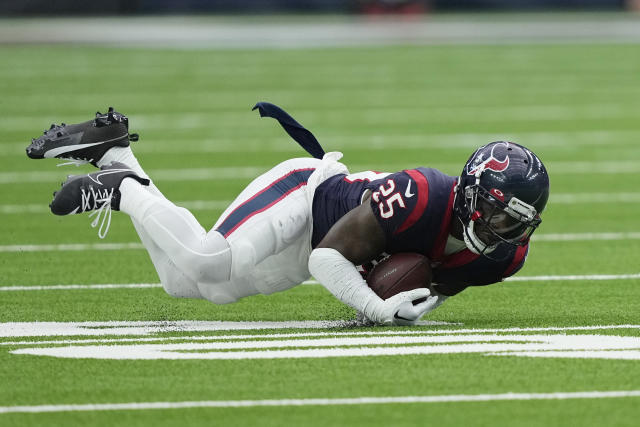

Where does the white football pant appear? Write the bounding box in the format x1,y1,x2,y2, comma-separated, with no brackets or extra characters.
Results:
118,157,323,304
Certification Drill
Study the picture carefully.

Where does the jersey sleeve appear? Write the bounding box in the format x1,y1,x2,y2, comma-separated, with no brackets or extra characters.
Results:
502,245,529,278
432,244,530,296
367,170,429,240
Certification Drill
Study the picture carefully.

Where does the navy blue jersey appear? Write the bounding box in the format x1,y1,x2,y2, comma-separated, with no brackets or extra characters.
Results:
311,171,391,248
311,168,528,296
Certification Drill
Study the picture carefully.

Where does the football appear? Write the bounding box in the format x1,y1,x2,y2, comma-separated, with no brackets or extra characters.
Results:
366,253,433,300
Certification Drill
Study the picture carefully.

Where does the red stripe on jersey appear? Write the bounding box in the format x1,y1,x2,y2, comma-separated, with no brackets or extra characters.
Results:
440,249,480,269
343,177,371,183
503,244,529,277
429,181,457,261
395,169,429,234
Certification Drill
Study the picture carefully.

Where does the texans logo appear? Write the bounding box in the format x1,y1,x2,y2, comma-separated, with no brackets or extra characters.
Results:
468,143,510,175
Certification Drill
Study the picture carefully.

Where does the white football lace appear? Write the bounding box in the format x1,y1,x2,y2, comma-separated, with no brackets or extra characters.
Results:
81,186,113,239
57,158,93,167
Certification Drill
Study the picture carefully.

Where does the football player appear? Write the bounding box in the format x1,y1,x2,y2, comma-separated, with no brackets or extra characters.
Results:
26,104,549,325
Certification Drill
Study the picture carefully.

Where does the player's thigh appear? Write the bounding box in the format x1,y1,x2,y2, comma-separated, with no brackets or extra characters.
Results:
225,189,312,280
249,230,313,295
212,158,318,276
197,231,312,303
213,157,320,230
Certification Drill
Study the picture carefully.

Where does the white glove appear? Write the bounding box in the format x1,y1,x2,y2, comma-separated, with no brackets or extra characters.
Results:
373,288,442,326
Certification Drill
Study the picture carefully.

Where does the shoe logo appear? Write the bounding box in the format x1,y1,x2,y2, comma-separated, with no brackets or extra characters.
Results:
44,134,128,159
88,169,129,186
404,180,415,198
393,310,412,322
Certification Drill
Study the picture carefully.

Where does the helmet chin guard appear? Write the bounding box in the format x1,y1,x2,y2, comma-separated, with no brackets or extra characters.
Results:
453,141,549,258
462,217,498,256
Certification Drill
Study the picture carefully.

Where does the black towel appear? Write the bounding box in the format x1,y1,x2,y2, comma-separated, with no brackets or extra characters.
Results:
253,102,326,160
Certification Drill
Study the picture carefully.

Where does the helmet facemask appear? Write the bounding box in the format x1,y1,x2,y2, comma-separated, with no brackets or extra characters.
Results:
459,171,542,257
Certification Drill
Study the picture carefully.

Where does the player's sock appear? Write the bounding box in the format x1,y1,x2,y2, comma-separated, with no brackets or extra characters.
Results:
119,177,168,220
97,146,145,177
98,146,165,198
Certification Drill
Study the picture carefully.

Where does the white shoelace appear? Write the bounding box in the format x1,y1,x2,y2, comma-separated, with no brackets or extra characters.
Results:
57,158,93,167
81,186,114,239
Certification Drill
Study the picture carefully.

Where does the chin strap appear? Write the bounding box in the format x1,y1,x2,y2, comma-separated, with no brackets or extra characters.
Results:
462,216,496,255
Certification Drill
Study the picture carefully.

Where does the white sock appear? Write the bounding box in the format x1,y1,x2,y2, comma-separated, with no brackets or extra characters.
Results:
97,146,147,178
99,146,165,198
119,177,167,220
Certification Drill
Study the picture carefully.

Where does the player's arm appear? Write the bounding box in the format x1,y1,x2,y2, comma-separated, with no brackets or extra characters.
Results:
315,192,385,265
308,194,438,325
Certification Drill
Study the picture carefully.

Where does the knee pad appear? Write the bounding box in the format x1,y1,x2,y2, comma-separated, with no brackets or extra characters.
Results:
229,239,257,279
163,279,201,299
141,211,232,284
158,260,202,299
196,281,238,305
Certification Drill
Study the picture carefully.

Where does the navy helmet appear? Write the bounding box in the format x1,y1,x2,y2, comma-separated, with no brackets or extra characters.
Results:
453,141,550,256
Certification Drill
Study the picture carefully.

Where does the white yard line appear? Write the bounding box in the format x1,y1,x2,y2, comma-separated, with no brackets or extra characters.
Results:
2,324,639,347
1,274,638,292
2,160,640,185
2,192,638,214
2,231,639,253
505,273,640,282
0,200,233,214
0,320,442,338
0,283,162,291
0,390,639,414
0,167,266,184
0,243,145,252
3,108,640,136
532,232,640,241
550,192,640,204
0,330,472,346
0,322,637,339
4,129,640,155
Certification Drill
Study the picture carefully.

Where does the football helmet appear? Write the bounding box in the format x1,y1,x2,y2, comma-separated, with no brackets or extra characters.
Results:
453,141,549,257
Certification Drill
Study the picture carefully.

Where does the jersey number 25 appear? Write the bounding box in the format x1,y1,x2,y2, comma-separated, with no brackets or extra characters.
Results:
372,179,406,218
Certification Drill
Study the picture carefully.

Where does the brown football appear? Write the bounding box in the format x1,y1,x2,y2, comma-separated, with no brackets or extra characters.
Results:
366,253,432,300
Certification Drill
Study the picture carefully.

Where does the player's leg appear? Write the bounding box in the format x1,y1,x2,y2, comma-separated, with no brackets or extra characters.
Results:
209,158,319,282
25,108,198,297
130,219,203,299
118,178,233,289
32,108,319,302
92,146,208,298
118,157,320,303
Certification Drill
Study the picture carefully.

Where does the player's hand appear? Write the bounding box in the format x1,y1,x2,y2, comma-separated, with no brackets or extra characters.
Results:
375,288,439,326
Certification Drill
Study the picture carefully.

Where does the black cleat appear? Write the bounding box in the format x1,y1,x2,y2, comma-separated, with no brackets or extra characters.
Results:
50,162,149,238
26,107,139,167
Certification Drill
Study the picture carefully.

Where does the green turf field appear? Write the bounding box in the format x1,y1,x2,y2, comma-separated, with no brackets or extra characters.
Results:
1,35,639,426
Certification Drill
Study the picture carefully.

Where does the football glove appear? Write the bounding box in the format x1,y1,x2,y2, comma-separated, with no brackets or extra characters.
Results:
374,288,441,326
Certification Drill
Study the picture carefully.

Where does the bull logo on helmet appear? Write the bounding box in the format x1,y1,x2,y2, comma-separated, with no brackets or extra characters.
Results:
468,142,510,176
